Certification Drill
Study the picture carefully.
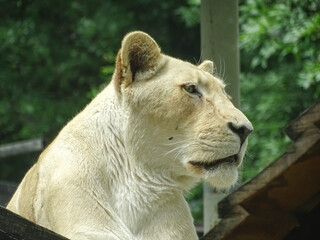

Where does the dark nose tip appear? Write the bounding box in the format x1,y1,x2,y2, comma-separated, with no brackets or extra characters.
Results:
228,122,253,145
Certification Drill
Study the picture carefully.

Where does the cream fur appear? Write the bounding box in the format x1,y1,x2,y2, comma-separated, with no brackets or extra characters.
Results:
7,31,252,240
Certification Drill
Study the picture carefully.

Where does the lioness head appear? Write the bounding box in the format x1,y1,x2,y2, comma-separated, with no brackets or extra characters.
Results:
113,31,253,189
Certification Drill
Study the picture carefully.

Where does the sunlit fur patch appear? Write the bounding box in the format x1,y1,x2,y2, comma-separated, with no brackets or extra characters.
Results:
204,164,238,189
186,160,238,189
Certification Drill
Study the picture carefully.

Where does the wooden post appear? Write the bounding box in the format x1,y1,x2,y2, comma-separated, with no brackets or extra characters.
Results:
201,0,240,234
0,138,45,158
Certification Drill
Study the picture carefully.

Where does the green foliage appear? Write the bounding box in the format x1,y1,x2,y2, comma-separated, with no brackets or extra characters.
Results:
239,0,320,181
175,0,200,27
0,0,200,147
185,183,204,224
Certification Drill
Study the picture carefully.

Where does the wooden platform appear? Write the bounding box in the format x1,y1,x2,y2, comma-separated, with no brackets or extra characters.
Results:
202,101,320,240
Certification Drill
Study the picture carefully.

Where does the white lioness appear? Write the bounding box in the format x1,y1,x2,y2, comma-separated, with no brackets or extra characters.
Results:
7,31,252,240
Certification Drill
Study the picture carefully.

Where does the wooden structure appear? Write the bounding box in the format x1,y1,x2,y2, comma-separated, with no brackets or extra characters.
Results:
0,205,68,240
0,138,45,158
202,101,320,240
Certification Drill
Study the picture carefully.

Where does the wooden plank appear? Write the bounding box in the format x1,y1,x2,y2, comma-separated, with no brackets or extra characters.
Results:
201,205,248,240
242,142,320,213
220,211,297,240
284,203,320,240
0,181,17,207
0,206,68,240
0,138,45,158
285,101,320,141
203,207,297,240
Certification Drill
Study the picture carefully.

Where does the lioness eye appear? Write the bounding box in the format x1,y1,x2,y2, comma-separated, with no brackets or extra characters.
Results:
182,83,202,98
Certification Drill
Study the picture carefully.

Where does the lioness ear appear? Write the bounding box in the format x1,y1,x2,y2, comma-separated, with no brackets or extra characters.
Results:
199,60,215,75
115,31,161,89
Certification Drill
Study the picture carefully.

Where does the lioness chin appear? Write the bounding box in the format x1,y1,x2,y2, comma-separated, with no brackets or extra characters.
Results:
7,31,252,240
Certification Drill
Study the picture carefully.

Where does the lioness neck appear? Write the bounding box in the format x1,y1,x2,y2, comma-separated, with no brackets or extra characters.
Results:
64,84,190,234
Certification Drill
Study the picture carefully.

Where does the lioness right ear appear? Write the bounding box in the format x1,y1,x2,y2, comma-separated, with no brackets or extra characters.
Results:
199,60,216,75
114,31,161,91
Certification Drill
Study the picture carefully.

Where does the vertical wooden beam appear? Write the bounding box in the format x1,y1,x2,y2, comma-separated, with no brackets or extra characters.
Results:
200,0,240,107
201,0,240,235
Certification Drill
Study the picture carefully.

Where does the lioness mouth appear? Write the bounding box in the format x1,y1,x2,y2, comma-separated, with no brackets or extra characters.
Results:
189,154,238,171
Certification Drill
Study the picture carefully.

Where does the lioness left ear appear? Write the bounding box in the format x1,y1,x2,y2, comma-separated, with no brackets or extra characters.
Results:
114,31,161,90
198,60,215,75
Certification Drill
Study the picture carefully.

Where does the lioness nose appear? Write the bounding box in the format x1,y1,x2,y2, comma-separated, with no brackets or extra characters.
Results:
228,122,253,145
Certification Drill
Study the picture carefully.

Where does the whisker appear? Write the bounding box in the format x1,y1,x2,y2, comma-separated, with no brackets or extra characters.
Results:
199,49,204,65
163,144,186,156
162,139,189,146
222,57,226,80
244,151,255,161
169,141,198,163
218,55,222,79
193,57,198,65
171,142,193,159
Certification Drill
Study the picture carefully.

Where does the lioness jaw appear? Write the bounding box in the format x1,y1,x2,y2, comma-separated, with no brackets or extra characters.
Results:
7,31,252,240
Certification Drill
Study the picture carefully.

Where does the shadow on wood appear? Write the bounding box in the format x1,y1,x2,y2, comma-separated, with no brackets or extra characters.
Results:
0,206,68,240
